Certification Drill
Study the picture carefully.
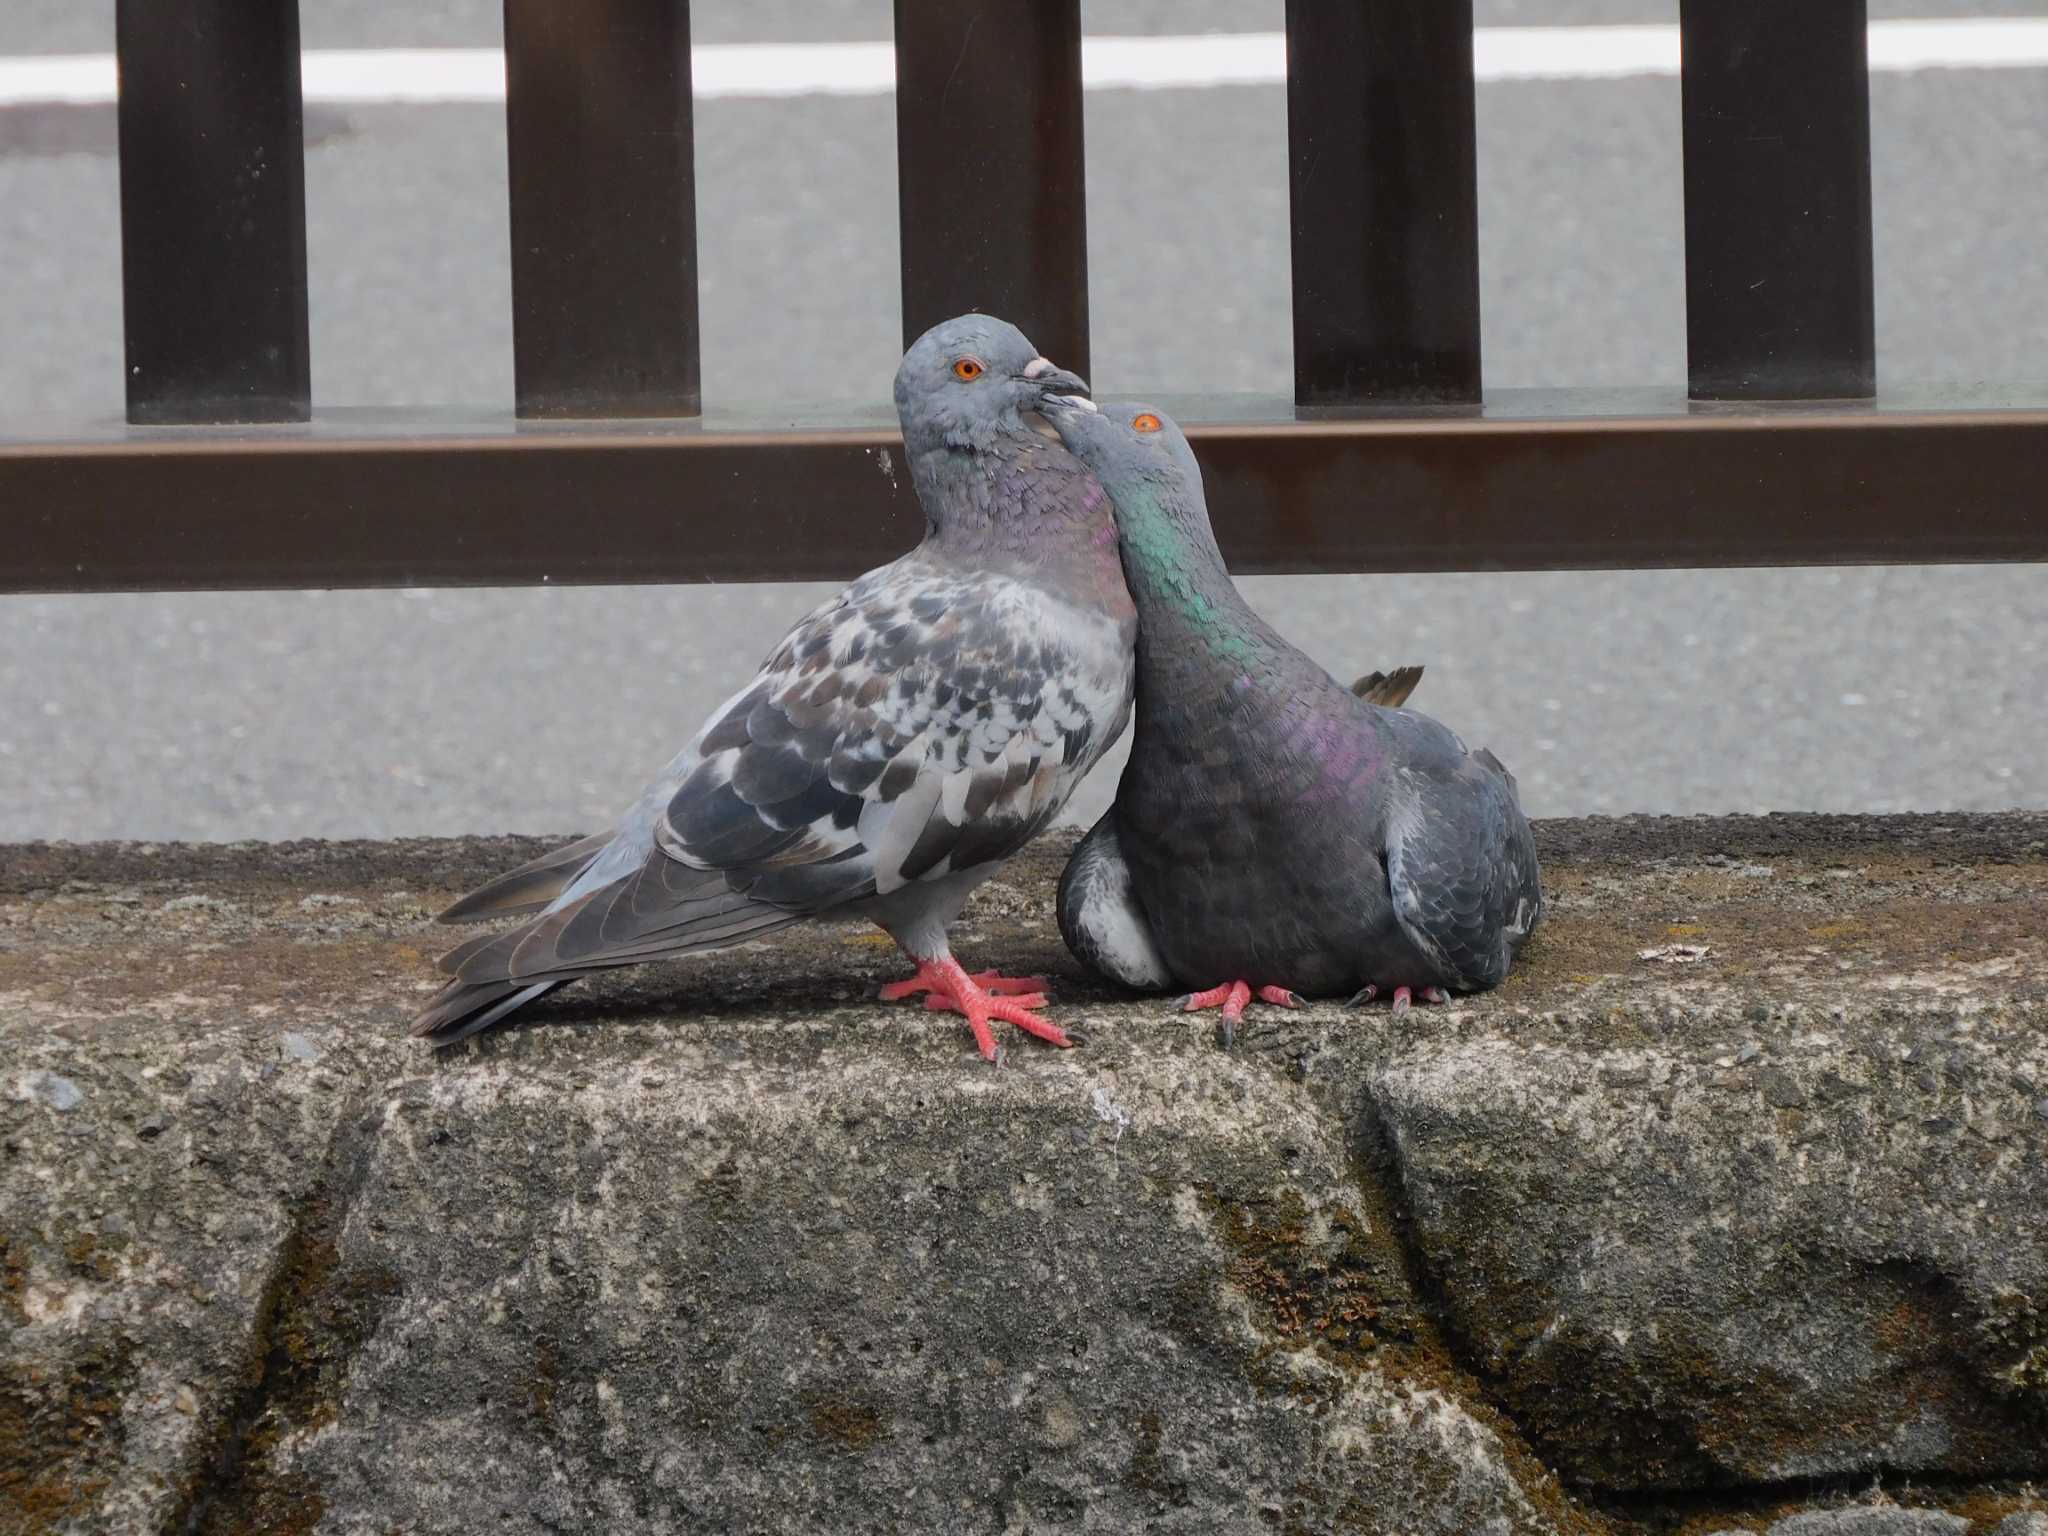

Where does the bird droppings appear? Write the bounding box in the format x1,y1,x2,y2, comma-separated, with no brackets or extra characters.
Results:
1090,1084,1132,1141
1639,943,1715,964
3,812,2047,1533
162,893,236,913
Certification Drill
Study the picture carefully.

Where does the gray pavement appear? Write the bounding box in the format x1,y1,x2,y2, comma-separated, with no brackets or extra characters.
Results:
1,6,2045,839
13,0,2047,52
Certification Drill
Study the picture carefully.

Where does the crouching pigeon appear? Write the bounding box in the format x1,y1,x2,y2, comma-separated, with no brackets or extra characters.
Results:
409,317,1136,1059
1037,397,1541,1039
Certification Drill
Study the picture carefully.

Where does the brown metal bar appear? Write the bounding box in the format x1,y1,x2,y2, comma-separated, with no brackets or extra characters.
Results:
5,393,2045,592
115,0,311,424
893,0,1089,375
503,0,701,418
1283,0,1482,405
1681,0,1876,400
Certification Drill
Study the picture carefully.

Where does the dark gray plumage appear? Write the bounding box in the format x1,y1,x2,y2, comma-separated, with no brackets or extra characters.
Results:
1043,398,1541,1024
410,318,1136,1056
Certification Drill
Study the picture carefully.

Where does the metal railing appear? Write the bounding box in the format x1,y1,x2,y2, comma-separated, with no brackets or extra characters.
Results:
1,0,2043,592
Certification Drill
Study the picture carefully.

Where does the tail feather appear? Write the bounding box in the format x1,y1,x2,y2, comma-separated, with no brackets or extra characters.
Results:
1351,664,1424,708
411,979,563,1046
434,928,502,975
435,831,614,924
410,907,802,1047
410,852,803,1046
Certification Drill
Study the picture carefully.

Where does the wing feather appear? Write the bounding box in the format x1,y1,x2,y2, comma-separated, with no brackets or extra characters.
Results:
1383,751,1540,991
654,554,1134,909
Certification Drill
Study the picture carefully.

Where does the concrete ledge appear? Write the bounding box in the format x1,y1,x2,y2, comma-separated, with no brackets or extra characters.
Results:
4,815,2047,1534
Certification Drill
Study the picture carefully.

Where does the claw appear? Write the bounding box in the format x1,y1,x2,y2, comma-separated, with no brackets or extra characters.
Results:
892,956,1072,1059
1177,978,1303,1048
1345,982,1452,1013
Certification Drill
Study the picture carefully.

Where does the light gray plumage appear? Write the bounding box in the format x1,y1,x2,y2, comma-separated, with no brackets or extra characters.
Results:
411,318,1136,1050
1042,399,1541,1011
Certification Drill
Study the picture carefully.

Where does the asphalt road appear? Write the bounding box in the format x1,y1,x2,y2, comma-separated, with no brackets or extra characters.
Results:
2,3,2045,840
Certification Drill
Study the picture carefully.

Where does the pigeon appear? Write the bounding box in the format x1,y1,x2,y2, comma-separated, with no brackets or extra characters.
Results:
409,316,1136,1059
1036,397,1542,1039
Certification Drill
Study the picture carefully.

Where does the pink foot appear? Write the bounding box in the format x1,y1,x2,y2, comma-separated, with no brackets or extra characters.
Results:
879,966,1049,1003
1344,983,1451,1013
894,956,1071,1061
1177,979,1303,1045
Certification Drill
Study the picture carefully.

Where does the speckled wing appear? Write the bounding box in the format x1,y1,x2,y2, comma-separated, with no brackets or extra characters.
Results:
1380,727,1543,992
655,552,1133,910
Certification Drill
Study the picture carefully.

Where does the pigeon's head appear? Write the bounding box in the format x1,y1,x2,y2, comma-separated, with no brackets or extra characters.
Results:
894,314,1090,457
1033,395,1204,501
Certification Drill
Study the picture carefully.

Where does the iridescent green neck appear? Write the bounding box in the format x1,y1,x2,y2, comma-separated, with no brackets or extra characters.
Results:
1113,479,1261,669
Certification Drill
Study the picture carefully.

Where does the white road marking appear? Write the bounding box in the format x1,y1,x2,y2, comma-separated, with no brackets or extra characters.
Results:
3,21,2047,109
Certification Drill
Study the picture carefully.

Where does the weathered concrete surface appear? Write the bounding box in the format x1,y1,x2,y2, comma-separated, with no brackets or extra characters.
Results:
1351,816,2048,1493
1705,1507,2048,1536
3,815,2047,1535
0,925,370,1534
1713,1511,1970,1536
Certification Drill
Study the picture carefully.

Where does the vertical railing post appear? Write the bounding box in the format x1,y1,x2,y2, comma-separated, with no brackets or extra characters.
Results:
893,0,1090,376
1681,0,1876,400
1283,0,1482,406
116,0,311,425
503,0,702,418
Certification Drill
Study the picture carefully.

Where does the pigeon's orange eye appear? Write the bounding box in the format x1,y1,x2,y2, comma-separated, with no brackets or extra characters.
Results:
1132,413,1163,434
952,357,985,381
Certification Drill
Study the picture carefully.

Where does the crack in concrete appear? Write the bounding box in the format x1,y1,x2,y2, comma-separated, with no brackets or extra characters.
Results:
163,1093,389,1536
1338,1074,2048,1535
1196,1045,1618,1533
1331,1074,1617,1533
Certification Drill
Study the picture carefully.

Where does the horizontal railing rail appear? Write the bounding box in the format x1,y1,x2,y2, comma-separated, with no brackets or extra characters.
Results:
2,0,2041,595
7,390,2045,592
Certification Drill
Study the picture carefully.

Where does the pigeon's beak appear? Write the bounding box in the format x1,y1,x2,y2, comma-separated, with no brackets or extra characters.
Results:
1036,391,1097,418
1019,356,1090,399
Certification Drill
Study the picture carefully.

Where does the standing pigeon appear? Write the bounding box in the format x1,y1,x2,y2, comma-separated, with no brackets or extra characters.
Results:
1037,397,1541,1037
410,317,1136,1059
